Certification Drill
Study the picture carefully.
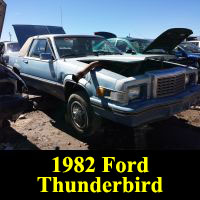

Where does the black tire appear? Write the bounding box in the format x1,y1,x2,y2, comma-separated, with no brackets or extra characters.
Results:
66,91,101,138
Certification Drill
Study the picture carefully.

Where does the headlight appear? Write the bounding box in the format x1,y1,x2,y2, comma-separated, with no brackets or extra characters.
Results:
110,91,129,104
128,87,141,100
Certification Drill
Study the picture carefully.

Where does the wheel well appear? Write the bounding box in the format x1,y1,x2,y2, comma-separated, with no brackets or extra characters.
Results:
64,82,90,102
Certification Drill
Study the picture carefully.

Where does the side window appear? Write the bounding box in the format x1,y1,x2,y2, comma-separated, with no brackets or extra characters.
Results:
116,40,129,53
29,39,52,58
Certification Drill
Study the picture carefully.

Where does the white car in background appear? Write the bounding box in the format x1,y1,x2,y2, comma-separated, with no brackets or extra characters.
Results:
0,41,20,64
188,40,200,48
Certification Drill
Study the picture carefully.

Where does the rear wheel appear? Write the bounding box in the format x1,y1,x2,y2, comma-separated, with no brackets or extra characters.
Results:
66,91,101,138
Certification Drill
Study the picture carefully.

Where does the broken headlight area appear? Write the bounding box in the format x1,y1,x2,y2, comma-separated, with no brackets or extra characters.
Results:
185,72,198,86
128,86,141,100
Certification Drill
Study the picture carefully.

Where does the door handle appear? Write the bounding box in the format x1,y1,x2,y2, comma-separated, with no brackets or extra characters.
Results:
23,60,28,64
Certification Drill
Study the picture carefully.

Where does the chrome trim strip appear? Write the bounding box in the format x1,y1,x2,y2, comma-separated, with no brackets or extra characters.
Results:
20,73,64,87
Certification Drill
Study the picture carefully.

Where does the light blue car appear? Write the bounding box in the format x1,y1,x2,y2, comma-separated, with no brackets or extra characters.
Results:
8,26,200,137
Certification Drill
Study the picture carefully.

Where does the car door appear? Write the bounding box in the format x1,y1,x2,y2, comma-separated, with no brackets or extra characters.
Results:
21,39,59,96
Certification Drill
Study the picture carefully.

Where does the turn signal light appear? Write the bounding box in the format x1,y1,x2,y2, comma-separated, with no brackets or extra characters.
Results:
96,87,106,97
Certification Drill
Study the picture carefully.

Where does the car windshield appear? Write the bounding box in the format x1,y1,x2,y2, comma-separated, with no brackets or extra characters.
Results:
55,36,122,58
179,42,200,53
7,43,20,52
130,39,152,53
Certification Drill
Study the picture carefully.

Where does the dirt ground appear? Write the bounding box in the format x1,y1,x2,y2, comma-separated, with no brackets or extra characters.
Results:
0,92,200,150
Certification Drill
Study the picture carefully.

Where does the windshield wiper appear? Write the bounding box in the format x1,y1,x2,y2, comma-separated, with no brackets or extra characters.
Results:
60,53,86,58
93,51,122,56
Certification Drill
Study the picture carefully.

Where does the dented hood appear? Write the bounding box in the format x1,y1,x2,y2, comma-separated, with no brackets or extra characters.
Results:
13,24,66,48
143,28,193,53
0,0,6,38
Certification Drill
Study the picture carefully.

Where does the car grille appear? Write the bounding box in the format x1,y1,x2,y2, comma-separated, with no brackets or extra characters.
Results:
155,73,185,98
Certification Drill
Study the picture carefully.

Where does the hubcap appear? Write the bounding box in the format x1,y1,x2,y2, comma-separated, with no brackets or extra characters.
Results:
71,101,88,129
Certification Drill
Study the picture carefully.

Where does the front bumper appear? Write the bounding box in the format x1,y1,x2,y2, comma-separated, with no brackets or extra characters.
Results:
90,85,200,127
0,95,28,120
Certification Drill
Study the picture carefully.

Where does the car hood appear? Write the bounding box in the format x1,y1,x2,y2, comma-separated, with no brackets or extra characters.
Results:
68,54,173,63
13,24,66,48
143,28,193,54
0,0,6,39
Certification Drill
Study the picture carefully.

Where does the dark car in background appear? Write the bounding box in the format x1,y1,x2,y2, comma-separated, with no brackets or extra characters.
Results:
174,42,200,67
173,42,200,79
0,0,28,127
0,64,28,127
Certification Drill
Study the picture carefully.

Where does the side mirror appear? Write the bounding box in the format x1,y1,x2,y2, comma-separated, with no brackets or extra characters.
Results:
40,53,53,61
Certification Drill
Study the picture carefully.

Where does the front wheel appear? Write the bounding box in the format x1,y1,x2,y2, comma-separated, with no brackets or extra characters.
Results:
66,91,101,138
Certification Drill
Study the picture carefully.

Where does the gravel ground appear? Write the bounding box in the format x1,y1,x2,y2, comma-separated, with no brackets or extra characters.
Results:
0,93,200,150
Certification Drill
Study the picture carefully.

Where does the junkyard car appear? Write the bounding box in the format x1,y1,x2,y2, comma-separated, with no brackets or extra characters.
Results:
186,36,200,48
188,40,200,48
0,41,20,64
96,29,193,56
95,31,151,54
8,32,200,137
174,42,200,67
98,29,200,81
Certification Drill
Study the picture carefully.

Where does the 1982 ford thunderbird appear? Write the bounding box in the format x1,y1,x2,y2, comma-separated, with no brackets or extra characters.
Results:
8,28,200,137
